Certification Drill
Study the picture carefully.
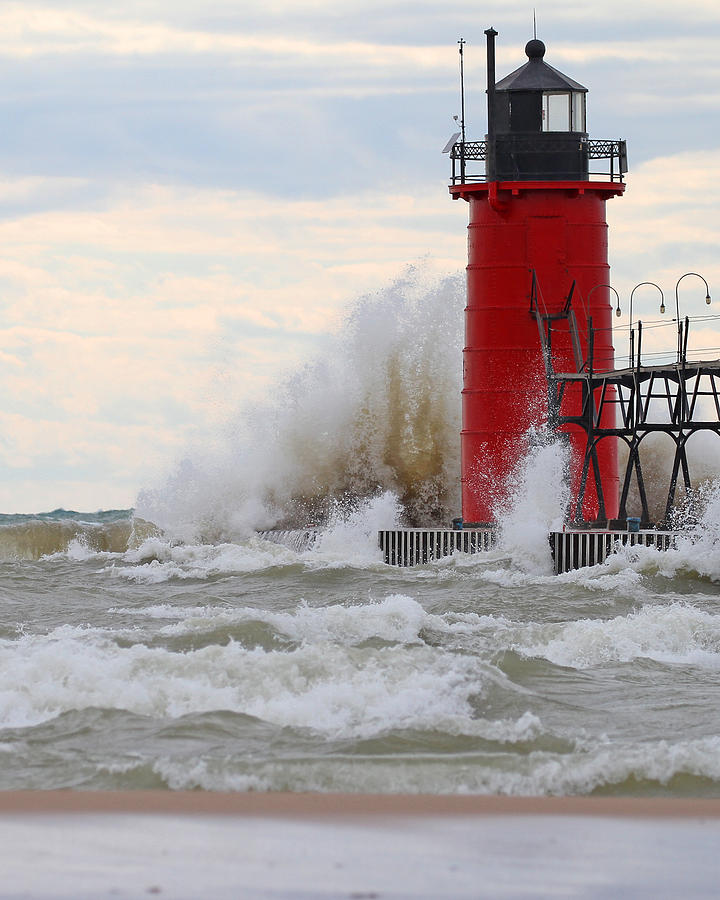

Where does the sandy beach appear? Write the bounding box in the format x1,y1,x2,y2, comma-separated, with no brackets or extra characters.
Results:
2,792,720,899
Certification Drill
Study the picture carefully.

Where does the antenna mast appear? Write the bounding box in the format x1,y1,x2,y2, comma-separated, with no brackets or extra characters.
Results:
458,38,466,145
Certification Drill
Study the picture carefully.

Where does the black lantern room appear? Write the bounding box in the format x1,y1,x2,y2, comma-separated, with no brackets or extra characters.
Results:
489,38,589,181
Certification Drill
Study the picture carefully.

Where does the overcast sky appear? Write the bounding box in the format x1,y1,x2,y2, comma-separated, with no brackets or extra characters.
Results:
1,0,719,512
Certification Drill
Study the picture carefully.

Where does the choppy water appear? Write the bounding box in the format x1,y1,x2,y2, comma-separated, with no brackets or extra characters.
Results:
3,269,719,797
2,494,720,797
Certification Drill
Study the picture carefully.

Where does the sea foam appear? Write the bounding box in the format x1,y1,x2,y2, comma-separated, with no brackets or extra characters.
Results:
0,613,502,739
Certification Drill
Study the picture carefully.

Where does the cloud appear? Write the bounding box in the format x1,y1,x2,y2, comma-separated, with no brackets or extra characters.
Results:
1,143,718,511
607,149,720,365
2,5,718,80
0,1,718,511
610,150,720,258
0,6,453,67
0,174,466,510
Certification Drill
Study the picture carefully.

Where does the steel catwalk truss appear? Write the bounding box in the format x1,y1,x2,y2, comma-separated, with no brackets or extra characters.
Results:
531,274,720,527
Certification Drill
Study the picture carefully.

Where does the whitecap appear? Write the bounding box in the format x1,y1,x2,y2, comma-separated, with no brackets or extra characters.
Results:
517,602,720,668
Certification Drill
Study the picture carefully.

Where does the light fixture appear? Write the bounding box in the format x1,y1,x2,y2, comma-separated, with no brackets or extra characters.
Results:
660,301,665,314
706,293,712,306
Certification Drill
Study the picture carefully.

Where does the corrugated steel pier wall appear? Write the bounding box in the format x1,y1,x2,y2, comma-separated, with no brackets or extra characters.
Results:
378,528,496,567
550,530,674,573
378,527,675,573
257,526,676,574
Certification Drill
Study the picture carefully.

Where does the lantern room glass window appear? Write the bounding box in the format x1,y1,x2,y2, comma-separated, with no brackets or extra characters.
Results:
542,91,586,132
572,92,586,131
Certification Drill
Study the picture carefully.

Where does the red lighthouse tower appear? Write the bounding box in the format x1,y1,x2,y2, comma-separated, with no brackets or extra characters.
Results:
450,30,627,525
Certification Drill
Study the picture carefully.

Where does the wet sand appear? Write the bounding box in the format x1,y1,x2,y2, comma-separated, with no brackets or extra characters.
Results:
2,793,720,898
2,790,720,818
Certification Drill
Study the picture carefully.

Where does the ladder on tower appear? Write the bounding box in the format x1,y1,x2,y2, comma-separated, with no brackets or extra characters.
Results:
530,272,609,524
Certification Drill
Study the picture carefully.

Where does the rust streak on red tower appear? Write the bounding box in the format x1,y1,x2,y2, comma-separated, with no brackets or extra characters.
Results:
449,30,626,525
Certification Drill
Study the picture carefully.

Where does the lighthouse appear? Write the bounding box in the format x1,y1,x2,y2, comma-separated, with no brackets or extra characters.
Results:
449,30,627,525
267,27,718,570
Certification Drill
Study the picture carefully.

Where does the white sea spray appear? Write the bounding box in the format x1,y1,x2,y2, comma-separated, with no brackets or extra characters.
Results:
135,265,463,542
495,432,570,575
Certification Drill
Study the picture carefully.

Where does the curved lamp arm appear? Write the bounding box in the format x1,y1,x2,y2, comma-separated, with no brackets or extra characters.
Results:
674,272,711,316
587,283,621,318
630,282,664,367
673,272,712,362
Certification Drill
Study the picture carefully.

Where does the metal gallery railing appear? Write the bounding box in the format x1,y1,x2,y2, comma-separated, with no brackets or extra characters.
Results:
449,139,627,184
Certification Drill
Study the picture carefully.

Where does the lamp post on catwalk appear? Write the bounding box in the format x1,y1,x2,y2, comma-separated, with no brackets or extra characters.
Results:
448,29,628,525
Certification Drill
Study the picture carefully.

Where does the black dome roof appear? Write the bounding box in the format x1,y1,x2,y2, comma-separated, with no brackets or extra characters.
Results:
494,41,587,93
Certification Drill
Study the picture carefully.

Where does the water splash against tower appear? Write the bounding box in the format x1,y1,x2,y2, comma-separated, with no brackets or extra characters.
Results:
136,266,464,542
496,431,570,574
135,258,719,549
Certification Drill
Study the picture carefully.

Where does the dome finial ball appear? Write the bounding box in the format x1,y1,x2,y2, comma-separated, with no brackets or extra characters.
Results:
525,39,545,59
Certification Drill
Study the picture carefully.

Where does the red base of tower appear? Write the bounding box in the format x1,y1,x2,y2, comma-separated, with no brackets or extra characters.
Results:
450,180,625,524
